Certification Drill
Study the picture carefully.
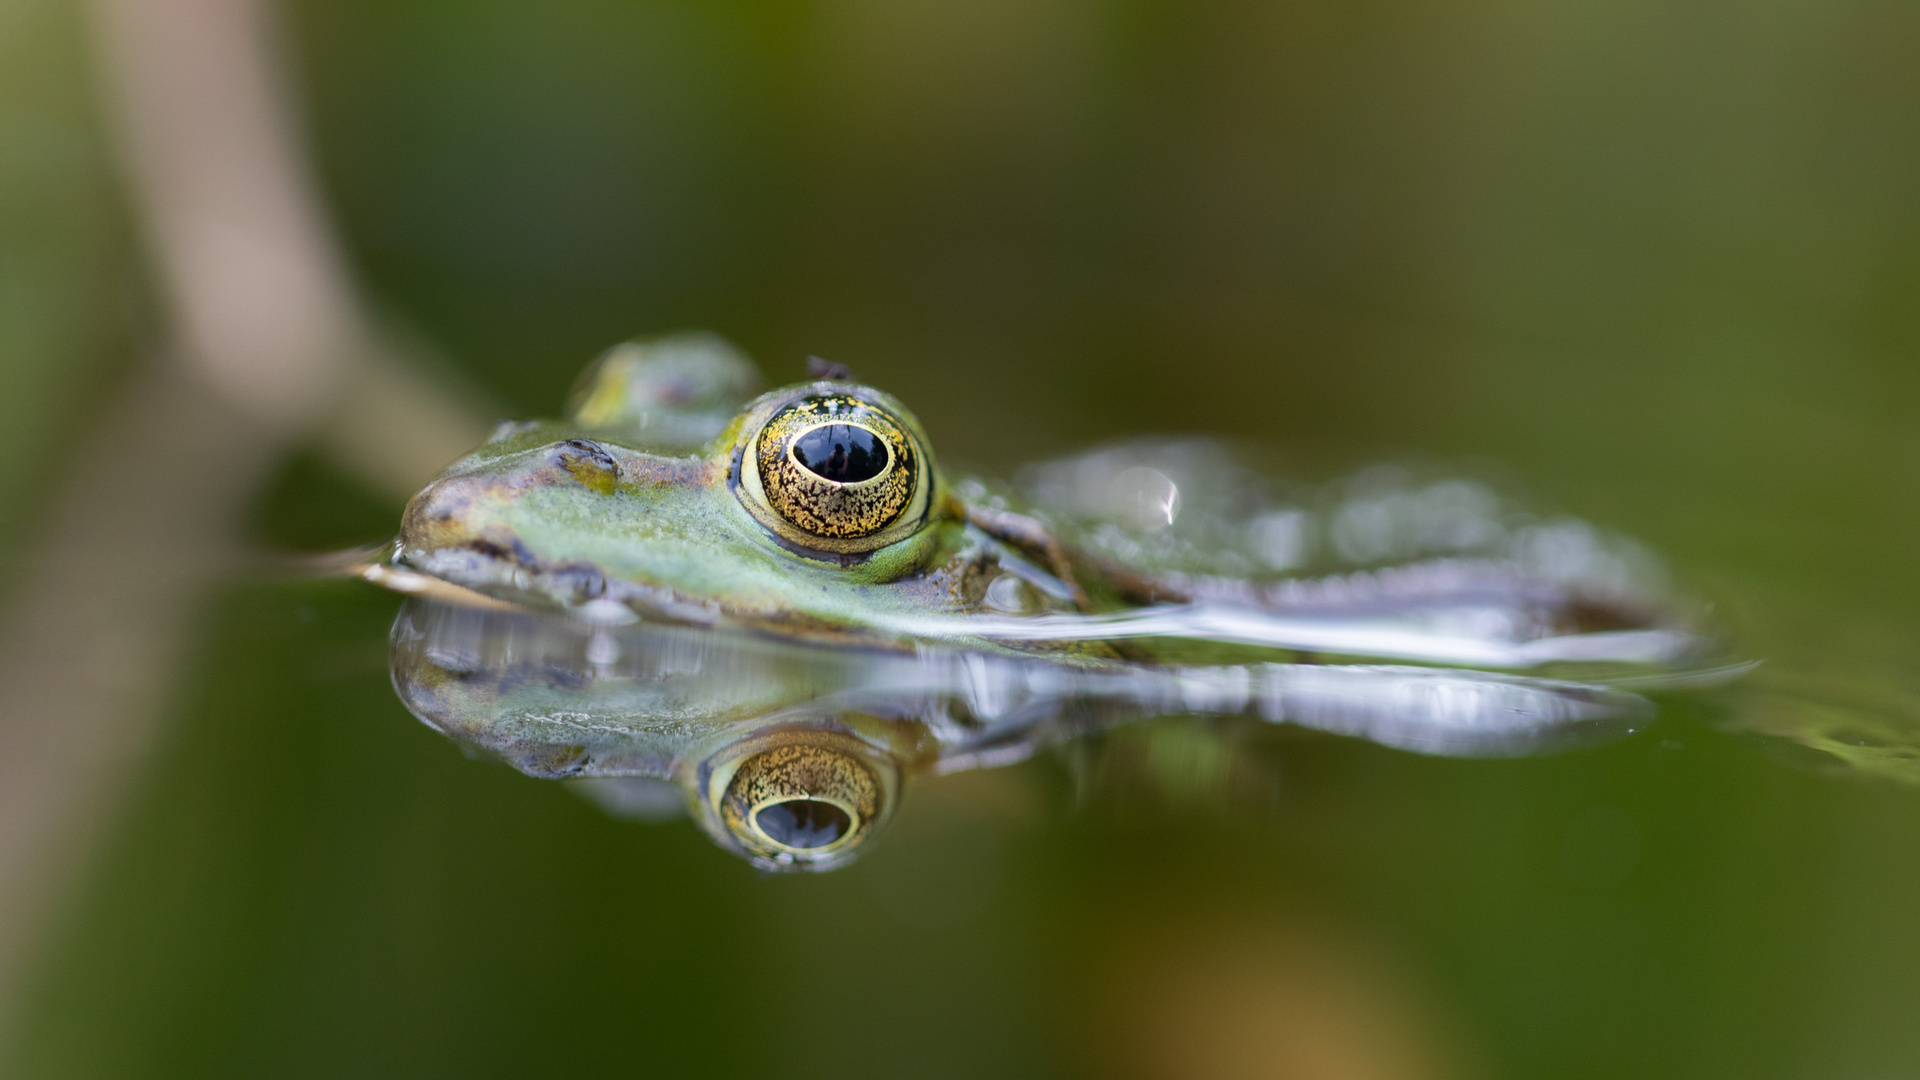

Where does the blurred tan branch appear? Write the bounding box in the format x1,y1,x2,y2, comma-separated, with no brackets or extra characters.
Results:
88,0,489,470
0,0,486,1032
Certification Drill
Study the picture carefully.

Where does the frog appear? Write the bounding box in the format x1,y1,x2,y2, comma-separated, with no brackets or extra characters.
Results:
371,333,1734,871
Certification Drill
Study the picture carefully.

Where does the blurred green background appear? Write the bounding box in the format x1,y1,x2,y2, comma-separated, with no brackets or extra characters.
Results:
2,0,1918,1075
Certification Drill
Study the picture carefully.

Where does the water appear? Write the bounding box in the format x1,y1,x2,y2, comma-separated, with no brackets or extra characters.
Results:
7,0,1920,1074
16,568,1910,1079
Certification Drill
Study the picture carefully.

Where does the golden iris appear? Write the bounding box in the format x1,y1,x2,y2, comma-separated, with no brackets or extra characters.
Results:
738,393,928,554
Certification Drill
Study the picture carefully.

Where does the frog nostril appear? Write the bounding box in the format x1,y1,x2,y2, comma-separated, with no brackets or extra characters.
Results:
556,439,619,495
753,798,854,849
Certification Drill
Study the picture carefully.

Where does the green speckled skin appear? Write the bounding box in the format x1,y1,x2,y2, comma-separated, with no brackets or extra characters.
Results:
391,336,1675,665
383,336,1710,869
400,414,987,637
394,338,1072,651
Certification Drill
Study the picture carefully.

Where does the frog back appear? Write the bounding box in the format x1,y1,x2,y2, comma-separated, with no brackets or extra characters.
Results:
565,333,763,451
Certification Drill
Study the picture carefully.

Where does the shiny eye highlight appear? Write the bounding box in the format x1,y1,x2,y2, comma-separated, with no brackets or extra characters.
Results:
791,423,888,483
737,392,931,554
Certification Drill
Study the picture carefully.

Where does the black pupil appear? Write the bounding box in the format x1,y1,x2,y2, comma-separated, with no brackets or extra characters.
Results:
791,424,887,483
755,799,853,849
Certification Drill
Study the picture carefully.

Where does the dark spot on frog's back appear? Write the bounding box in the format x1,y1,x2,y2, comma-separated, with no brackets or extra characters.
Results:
556,439,619,495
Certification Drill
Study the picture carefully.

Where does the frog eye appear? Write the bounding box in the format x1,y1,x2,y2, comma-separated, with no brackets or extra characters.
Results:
737,393,931,555
695,729,898,870
716,743,883,865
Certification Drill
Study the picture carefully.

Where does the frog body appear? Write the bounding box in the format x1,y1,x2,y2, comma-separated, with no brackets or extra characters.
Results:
377,334,1729,870
394,334,1099,658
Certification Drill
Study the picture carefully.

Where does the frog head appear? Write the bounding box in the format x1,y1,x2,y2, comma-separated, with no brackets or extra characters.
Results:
395,334,996,642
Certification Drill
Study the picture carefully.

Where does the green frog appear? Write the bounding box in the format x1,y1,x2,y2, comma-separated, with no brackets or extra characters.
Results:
373,333,1729,871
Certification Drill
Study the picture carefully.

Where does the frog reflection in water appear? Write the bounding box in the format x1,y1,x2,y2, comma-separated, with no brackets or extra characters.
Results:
372,334,1733,871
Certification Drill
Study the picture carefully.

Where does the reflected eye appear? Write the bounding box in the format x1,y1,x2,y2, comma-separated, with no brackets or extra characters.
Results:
719,744,880,861
737,392,932,554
